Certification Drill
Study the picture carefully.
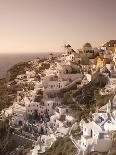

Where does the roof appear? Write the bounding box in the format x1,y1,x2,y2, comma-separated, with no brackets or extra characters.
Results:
103,40,116,47
81,135,93,143
56,127,69,135
84,121,102,132
83,42,92,48
41,135,53,140
66,115,74,121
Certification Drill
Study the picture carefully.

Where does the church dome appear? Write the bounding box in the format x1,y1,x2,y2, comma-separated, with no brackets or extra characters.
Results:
83,42,92,48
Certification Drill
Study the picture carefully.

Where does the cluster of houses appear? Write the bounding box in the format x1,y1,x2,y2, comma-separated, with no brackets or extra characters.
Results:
72,97,115,155
70,40,116,155
0,40,116,155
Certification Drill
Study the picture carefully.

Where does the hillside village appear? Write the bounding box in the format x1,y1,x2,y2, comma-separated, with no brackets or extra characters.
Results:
0,40,116,155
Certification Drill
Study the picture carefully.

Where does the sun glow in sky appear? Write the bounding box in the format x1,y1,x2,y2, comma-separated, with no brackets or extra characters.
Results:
0,0,116,53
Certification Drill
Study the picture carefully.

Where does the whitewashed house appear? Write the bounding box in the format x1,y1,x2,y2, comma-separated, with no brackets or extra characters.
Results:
61,44,76,62
55,126,69,137
39,134,56,152
77,98,116,155
44,100,54,115
10,103,26,126
79,121,112,154
42,74,69,91
24,95,54,116
56,62,72,74
25,101,53,116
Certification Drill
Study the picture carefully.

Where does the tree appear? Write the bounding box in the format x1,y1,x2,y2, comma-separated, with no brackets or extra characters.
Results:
92,72,108,88
63,92,74,105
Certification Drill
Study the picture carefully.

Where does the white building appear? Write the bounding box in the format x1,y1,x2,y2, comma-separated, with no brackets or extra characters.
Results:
25,100,53,116
42,74,69,91
79,121,112,154
10,103,26,126
61,44,76,62
77,98,116,155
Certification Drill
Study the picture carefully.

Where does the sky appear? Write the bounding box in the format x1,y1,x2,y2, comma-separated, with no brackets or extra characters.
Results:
0,0,116,54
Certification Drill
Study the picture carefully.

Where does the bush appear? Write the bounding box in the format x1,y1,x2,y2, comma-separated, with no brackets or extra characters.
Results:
43,137,76,155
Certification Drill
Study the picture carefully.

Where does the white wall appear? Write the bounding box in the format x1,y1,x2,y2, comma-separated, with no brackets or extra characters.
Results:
26,102,53,115
94,139,112,152
83,125,92,137
85,74,91,82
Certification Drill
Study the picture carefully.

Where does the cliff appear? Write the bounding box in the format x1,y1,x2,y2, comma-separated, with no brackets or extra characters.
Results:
6,61,32,82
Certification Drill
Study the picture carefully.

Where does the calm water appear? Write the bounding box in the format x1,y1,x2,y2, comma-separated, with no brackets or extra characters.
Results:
0,52,48,79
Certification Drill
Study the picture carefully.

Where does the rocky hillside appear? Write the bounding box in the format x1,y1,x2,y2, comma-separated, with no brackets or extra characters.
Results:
43,137,76,155
6,61,32,82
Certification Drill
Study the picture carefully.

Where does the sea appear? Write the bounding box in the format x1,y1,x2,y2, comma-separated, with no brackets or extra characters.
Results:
0,52,49,79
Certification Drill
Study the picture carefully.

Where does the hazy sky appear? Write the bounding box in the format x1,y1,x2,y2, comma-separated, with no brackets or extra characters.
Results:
0,0,116,53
